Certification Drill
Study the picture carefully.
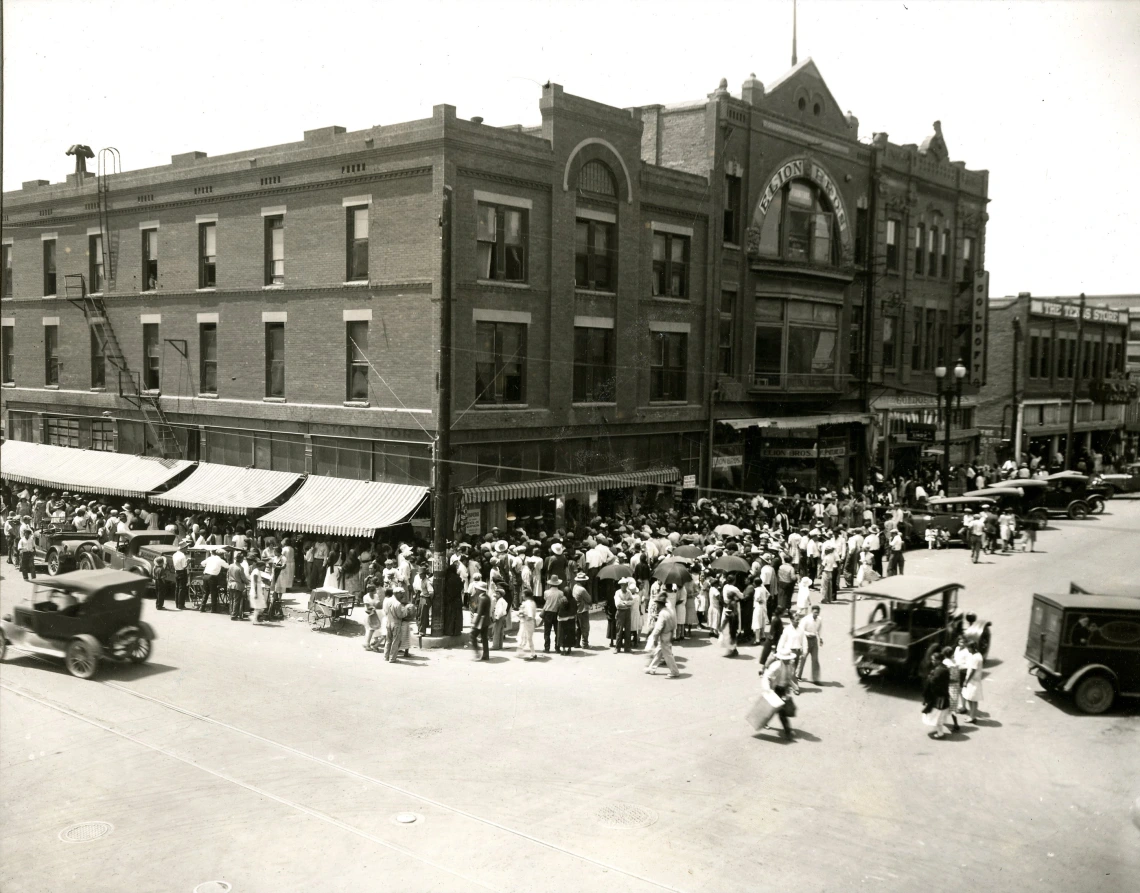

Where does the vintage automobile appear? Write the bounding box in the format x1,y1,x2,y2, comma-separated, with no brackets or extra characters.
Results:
31,525,103,576
1025,583,1140,714
1093,462,1140,496
1045,470,1112,513
985,477,1092,520
907,496,996,546
0,569,156,679
962,487,1049,528
853,575,991,679
93,531,178,583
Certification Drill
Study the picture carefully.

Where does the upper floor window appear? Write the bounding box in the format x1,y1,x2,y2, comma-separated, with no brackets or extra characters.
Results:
577,161,617,198
650,331,687,402
265,216,284,285
723,175,742,244
575,218,616,291
926,225,938,276
477,204,527,283
346,321,369,401
882,313,899,370
755,179,838,266
1,325,13,384
475,321,526,405
43,239,57,296
719,290,735,376
91,326,106,389
854,207,868,266
143,323,160,390
89,234,105,293
346,206,369,281
198,223,217,288
2,244,13,297
940,230,951,279
652,232,689,298
199,323,217,394
885,219,900,272
44,324,60,385
265,322,285,397
573,325,616,403
961,236,974,282
142,229,158,291
914,224,925,276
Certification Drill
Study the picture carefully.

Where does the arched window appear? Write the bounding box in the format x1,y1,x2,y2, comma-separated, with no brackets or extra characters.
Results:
755,179,838,266
578,161,617,198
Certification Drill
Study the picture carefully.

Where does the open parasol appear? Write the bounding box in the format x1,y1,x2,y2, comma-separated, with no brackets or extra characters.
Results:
672,544,703,559
597,563,634,581
710,554,750,573
714,523,743,537
652,558,692,586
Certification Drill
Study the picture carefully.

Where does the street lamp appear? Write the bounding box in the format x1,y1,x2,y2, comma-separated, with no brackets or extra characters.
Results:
934,360,967,494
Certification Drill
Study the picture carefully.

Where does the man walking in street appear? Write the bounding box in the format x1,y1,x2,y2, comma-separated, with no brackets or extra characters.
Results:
797,605,824,684
777,554,796,612
887,527,905,576
469,580,491,661
645,591,680,677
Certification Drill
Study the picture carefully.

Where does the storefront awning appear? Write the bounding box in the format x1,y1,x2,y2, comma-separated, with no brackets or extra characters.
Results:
150,462,302,515
462,467,679,504
257,475,427,537
720,413,873,432
0,440,194,499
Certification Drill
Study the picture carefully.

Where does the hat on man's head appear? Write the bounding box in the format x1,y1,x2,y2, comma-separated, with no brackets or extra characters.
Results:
574,571,589,582
551,542,564,555
471,580,488,592
494,540,509,553
546,575,563,587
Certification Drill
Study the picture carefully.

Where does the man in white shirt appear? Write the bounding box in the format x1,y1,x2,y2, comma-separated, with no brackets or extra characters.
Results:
888,528,905,576
200,549,226,613
171,542,190,610
775,610,804,693
863,527,881,574
797,605,824,684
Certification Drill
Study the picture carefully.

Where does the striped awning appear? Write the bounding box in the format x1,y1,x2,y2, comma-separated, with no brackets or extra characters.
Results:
0,440,194,498
720,412,873,432
150,462,302,514
462,467,680,504
257,475,427,537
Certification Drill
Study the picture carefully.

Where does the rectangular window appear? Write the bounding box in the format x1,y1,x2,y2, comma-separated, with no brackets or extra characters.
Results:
883,313,899,370
927,227,937,276
652,231,689,298
1029,333,1040,380
44,417,79,447
886,219,900,272
89,234,105,293
723,175,742,244
854,207,868,265
91,419,114,451
475,321,526,405
650,331,687,401
718,290,735,376
1,244,12,297
90,326,106,388
1,325,13,384
754,299,785,387
346,321,369,401
849,306,863,377
786,301,838,387
1067,335,1078,379
264,216,284,285
199,323,217,394
142,229,158,291
911,311,923,371
44,324,60,385
143,323,160,390
43,239,57,296
477,203,527,283
1039,329,1052,381
265,322,285,398
346,206,369,281
914,225,925,276
924,308,937,371
1092,338,1102,380
1082,337,1093,380
198,223,217,288
937,309,948,367
940,230,951,279
961,236,974,282
1055,335,1068,380
572,326,616,403
575,218,616,291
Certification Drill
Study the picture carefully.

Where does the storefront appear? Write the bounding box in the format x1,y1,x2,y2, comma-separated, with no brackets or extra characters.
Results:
871,396,979,478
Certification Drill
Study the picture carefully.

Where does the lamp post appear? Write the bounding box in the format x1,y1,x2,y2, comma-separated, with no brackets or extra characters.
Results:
935,360,967,494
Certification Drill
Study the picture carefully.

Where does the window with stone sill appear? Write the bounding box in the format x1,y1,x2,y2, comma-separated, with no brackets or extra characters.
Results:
652,232,689,299
477,203,527,283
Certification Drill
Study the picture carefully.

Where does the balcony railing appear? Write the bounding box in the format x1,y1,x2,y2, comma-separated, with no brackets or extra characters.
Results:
751,371,849,391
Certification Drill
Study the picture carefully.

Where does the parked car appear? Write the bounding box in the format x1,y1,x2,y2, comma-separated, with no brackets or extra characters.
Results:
1026,582,1140,714
1045,470,1111,514
0,569,157,679
31,525,103,576
907,495,995,546
986,477,1092,520
1094,462,1140,496
853,575,991,680
94,531,178,585
962,487,1049,529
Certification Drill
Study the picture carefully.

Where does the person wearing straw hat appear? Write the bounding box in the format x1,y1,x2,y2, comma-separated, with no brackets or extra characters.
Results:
645,589,680,677
748,646,796,740
469,580,491,661
556,579,577,655
572,571,592,648
613,576,636,653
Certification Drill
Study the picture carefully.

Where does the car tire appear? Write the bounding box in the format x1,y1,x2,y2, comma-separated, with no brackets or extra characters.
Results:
65,639,99,680
46,550,61,576
1073,673,1115,715
920,642,941,678
77,551,98,571
1067,501,1090,520
1088,496,1106,514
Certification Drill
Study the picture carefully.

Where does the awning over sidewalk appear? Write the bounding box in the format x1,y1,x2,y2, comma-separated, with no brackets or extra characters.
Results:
257,475,427,537
150,462,302,515
461,467,679,504
720,412,873,432
0,440,194,499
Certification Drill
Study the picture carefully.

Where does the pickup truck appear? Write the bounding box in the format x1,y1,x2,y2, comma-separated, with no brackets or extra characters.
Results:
32,526,103,576
96,531,178,586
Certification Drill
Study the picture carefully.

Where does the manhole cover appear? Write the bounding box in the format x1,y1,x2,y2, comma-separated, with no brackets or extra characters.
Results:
392,812,422,825
59,821,113,842
594,802,657,829
194,883,232,893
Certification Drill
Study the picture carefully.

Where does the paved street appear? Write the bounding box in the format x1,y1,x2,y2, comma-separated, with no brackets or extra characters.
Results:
3,502,1139,893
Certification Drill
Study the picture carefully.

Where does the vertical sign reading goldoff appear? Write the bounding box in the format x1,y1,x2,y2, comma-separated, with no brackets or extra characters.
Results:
971,270,989,386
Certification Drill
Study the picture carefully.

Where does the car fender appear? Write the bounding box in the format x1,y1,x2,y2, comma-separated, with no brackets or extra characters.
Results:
1062,663,1118,693
138,621,158,641
69,634,104,659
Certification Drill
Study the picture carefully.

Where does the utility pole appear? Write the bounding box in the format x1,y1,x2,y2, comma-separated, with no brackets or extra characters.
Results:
1011,317,1022,463
431,186,455,635
1064,292,1086,470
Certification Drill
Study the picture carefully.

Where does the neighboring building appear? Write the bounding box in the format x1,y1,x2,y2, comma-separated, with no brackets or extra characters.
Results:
975,293,1132,468
642,60,989,491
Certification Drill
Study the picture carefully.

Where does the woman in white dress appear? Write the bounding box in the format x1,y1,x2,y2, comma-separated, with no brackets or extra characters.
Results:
277,537,295,593
516,592,537,659
323,546,343,590
961,640,985,722
627,577,643,648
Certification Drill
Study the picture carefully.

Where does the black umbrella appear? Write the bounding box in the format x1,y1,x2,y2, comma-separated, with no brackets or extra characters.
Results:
672,544,703,559
597,563,634,581
652,559,692,586
711,554,750,573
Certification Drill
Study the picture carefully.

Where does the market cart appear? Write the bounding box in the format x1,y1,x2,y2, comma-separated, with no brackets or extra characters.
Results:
307,586,355,631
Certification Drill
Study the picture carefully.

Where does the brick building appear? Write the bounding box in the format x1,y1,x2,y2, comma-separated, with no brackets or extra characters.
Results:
974,294,1131,468
1,62,991,530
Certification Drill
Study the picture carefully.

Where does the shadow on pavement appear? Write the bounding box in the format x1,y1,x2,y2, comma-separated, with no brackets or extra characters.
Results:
111,662,179,680
859,675,923,703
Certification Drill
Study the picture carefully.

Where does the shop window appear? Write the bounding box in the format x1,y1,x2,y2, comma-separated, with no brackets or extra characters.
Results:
143,323,160,391
199,323,217,394
265,322,285,398
649,331,687,401
346,206,369,281
2,325,13,384
885,219,900,272
477,203,527,283
575,218,615,291
882,312,899,370
652,232,689,298
91,419,114,451
475,321,526,404
264,216,284,285
43,239,57,296
723,174,742,244
44,324,60,385
90,326,106,388
346,321,369,400
914,224,925,276
198,223,217,288
89,234,105,293
572,326,615,403
719,290,735,376
1,244,12,297
142,228,158,291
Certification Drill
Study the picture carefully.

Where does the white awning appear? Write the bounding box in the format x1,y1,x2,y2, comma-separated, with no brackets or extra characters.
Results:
461,467,679,503
257,475,427,537
150,462,302,514
720,413,873,432
0,440,194,498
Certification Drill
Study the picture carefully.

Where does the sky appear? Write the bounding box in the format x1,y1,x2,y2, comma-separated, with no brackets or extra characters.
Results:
3,0,1139,298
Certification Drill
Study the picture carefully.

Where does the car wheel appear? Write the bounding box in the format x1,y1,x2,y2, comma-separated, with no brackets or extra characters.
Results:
77,551,98,571
65,639,99,680
1088,496,1106,514
920,643,941,677
1073,674,1115,714
1067,501,1090,520
111,627,152,663
46,550,61,576
127,632,152,664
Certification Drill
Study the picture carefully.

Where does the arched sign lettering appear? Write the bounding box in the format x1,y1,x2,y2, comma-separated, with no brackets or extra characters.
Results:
753,157,849,238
